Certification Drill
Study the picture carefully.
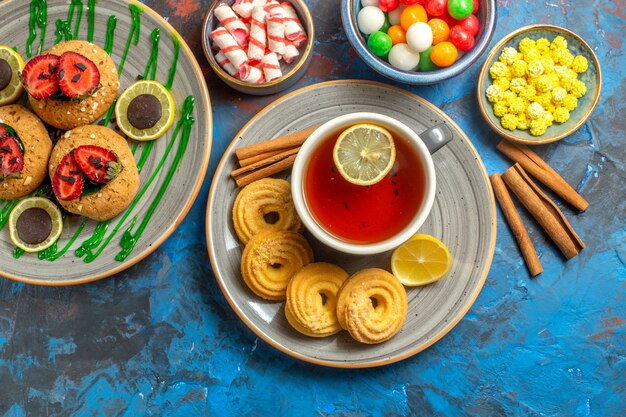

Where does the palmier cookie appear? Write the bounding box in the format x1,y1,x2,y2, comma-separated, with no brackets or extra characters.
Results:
233,178,303,245
285,263,349,337
241,230,313,301
336,268,408,344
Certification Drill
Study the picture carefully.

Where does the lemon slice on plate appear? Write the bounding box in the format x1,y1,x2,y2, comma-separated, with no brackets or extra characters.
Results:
8,197,63,253
332,123,396,186
391,234,452,286
114,80,176,141
0,46,25,106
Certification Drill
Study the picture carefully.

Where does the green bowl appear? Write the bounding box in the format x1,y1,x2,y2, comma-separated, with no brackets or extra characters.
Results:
477,24,602,145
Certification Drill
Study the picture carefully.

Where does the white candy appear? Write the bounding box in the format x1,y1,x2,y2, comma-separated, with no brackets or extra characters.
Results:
406,22,433,53
388,4,406,26
357,6,385,35
360,0,379,6
388,43,420,71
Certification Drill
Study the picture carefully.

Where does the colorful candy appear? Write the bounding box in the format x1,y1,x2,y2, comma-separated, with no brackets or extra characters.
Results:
449,25,474,51
358,6,386,34
406,22,433,52
356,0,481,72
388,43,421,70
428,18,450,44
387,25,407,45
368,31,393,57
430,41,458,67
448,0,474,20
400,4,427,31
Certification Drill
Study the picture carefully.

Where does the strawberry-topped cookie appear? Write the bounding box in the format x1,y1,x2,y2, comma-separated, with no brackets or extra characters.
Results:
0,104,52,200
49,125,139,221
22,40,119,130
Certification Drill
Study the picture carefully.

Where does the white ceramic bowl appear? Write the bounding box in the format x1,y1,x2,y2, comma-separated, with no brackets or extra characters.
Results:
291,112,437,255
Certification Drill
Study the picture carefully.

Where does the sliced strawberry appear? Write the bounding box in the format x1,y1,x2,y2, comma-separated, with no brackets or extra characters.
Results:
0,123,24,180
21,54,60,100
73,145,122,184
57,52,100,99
52,152,84,201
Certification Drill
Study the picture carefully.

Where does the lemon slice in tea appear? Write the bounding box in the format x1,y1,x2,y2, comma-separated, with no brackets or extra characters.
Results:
8,197,63,252
332,124,396,186
391,234,452,286
0,46,25,106
115,80,175,141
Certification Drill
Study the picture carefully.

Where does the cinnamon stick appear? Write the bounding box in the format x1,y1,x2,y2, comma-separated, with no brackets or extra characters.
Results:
502,163,585,259
235,126,319,161
490,173,543,276
234,154,298,188
231,147,300,178
497,140,589,212
239,149,285,167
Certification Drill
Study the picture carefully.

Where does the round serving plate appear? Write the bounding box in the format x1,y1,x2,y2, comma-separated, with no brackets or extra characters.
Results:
206,80,496,368
0,0,212,285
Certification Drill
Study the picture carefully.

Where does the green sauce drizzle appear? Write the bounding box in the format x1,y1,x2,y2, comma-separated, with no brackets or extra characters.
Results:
66,0,83,40
87,0,96,43
104,16,117,55
165,34,180,91
144,28,160,82
26,0,48,58
116,97,195,262
13,247,24,259
75,220,109,258
55,19,73,44
41,217,87,261
0,200,18,231
118,4,143,75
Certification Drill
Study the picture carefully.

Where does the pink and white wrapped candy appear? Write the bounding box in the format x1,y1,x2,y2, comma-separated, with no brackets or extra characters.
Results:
240,63,265,83
281,2,307,47
282,40,300,63
232,0,254,20
264,1,286,55
247,6,267,63
261,52,282,81
215,50,239,77
210,26,248,71
214,3,250,47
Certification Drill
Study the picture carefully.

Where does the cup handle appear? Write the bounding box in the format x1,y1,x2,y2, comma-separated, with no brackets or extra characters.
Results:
419,123,453,154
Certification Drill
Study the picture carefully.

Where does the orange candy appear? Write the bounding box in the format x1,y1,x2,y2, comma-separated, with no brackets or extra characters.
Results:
400,5,427,31
427,18,450,44
387,25,406,45
430,42,458,67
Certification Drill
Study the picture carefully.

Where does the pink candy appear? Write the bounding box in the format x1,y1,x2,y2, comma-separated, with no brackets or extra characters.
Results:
211,0,307,84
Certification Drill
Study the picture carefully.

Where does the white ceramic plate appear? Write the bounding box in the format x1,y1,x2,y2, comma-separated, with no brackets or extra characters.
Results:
206,80,496,368
0,0,212,285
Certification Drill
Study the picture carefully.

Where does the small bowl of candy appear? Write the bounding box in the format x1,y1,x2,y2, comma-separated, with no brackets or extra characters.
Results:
477,24,602,145
202,0,314,96
341,0,496,85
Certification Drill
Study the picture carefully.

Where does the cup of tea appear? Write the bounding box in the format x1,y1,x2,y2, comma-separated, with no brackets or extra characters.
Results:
291,112,452,255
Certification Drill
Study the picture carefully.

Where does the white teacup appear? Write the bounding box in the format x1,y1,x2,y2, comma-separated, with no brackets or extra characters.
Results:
291,112,452,255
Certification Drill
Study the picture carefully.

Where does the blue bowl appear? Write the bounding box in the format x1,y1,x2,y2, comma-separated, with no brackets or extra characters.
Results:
341,0,497,85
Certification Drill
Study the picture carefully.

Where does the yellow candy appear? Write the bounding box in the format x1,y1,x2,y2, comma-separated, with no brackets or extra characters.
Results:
486,35,588,137
499,47,518,65
501,114,518,131
486,84,503,103
570,79,587,98
554,107,570,123
493,102,508,117
490,61,509,79
572,55,588,73
562,95,578,111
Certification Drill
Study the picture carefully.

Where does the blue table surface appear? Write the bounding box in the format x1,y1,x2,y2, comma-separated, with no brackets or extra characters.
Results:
1,1,624,416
